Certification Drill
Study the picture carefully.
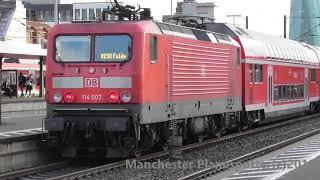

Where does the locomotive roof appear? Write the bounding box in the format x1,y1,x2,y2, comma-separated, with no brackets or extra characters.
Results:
155,21,240,47
206,23,320,66
50,20,162,35
50,20,239,47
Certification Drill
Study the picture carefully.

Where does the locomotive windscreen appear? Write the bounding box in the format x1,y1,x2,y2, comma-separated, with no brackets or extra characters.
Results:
95,35,132,62
55,35,132,63
55,36,91,62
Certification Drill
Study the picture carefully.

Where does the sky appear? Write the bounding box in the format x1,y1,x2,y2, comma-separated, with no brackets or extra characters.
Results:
63,0,291,37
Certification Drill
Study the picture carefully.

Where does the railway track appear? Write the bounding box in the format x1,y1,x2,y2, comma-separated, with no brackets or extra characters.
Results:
1,113,320,180
178,128,320,180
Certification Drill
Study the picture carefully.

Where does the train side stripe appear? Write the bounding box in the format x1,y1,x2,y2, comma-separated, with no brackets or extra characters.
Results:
52,77,83,88
100,77,132,88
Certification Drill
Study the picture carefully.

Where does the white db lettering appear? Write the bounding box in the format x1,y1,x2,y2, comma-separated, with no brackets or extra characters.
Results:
84,78,99,87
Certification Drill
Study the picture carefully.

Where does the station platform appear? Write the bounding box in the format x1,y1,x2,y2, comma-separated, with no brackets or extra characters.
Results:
207,132,320,180
0,96,45,139
2,96,44,104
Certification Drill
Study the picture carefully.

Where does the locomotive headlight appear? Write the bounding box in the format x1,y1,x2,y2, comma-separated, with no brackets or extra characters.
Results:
53,93,62,103
64,92,76,103
108,91,120,102
121,91,132,103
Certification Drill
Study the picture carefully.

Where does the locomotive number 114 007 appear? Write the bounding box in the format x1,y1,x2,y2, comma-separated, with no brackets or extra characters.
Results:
81,94,102,101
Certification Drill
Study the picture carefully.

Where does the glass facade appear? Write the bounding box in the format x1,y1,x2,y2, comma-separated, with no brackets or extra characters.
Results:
289,0,320,46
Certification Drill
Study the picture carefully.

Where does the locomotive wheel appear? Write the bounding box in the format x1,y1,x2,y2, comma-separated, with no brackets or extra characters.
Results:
310,103,317,114
210,116,221,138
162,141,169,151
198,136,204,142
134,149,142,158
215,130,221,138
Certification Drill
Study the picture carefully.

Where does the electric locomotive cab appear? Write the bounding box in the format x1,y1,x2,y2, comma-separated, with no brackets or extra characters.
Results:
45,21,153,157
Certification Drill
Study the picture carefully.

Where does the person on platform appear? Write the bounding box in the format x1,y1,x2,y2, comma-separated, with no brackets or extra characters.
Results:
18,72,26,97
1,79,13,98
25,75,34,97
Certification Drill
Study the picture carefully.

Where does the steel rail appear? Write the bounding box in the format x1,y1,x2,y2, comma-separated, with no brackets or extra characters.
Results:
0,161,69,179
178,128,320,180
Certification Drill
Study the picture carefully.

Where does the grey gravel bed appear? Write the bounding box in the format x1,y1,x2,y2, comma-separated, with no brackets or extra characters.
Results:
95,117,320,180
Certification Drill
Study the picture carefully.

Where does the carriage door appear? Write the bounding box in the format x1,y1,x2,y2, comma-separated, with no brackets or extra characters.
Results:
268,65,273,110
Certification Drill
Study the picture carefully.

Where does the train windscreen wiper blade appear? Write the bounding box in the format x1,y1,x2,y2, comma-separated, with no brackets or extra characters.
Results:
55,49,65,66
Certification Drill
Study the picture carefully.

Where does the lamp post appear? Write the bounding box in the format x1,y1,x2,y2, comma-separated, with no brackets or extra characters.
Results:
284,15,287,38
54,0,59,24
246,16,248,29
171,0,173,15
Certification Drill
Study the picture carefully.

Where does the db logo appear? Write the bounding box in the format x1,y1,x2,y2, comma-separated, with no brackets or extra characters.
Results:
84,78,99,87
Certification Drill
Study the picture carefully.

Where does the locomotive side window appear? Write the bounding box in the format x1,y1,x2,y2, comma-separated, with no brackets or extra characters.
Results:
192,29,211,42
55,36,91,62
169,25,182,33
150,36,158,64
94,35,132,62
311,69,316,82
156,23,170,31
180,27,194,35
215,34,224,41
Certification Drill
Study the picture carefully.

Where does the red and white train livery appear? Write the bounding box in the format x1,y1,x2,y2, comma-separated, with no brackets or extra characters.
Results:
44,19,320,158
208,23,320,121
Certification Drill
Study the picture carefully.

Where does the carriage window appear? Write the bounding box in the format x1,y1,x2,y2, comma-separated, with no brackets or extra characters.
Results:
89,8,95,20
279,86,283,100
55,36,91,62
282,85,287,100
150,36,158,63
249,64,253,83
82,9,87,20
293,86,298,98
94,35,132,62
274,86,279,101
298,85,304,98
287,85,292,99
311,69,316,82
255,64,263,83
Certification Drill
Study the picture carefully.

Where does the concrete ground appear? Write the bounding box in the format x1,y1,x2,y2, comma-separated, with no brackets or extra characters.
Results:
0,114,45,133
2,95,44,104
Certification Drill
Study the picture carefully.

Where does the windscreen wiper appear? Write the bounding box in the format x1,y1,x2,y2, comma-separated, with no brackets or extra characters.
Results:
56,49,65,67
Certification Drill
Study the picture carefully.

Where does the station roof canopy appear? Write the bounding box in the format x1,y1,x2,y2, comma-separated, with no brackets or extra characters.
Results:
0,40,46,59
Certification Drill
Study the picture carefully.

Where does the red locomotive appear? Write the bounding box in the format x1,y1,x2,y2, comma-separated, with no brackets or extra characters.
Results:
44,2,320,157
